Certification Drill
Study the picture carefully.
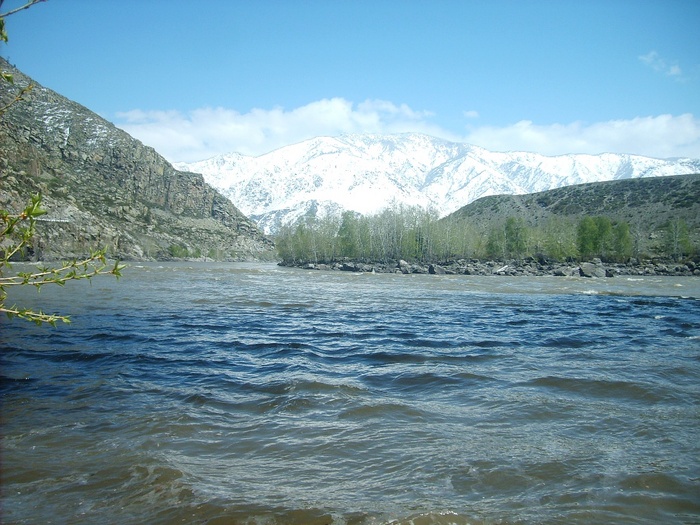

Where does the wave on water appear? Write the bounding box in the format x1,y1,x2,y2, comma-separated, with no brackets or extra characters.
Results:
1,263,699,524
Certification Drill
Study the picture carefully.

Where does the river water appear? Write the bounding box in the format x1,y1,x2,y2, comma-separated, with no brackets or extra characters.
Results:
1,262,699,524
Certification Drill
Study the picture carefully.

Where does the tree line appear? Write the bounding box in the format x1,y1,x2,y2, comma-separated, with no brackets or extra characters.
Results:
275,203,695,265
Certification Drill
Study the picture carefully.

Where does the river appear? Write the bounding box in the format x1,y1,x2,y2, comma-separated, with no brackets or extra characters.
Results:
1,262,699,524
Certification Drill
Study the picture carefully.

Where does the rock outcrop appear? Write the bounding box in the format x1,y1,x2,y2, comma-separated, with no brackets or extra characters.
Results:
0,57,275,260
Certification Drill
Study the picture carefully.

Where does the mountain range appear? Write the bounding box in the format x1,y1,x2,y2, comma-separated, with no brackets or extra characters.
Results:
176,134,700,234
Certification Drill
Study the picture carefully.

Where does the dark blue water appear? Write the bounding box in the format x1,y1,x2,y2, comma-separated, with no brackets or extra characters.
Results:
2,263,699,524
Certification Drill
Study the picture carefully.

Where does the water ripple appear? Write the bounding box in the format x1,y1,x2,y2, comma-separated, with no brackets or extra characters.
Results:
1,263,699,524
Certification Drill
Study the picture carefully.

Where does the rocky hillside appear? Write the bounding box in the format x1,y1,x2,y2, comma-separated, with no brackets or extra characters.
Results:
447,173,700,253
0,57,275,261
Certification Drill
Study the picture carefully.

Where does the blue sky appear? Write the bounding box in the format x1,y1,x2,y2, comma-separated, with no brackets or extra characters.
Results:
2,0,699,162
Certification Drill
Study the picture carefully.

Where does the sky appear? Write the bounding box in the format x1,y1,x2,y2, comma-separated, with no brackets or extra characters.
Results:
1,0,699,163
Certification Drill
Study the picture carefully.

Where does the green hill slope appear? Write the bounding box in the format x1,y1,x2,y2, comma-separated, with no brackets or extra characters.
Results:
447,173,700,258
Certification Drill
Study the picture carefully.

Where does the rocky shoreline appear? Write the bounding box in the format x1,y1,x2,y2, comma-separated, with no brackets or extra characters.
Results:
280,257,700,277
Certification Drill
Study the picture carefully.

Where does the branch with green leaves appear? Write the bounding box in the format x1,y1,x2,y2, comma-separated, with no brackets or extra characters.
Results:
1,194,126,326
0,74,33,113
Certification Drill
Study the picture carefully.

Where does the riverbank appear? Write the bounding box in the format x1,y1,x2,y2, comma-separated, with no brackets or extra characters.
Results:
280,257,700,277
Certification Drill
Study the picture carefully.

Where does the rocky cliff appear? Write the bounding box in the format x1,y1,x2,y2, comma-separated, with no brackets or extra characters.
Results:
0,57,275,261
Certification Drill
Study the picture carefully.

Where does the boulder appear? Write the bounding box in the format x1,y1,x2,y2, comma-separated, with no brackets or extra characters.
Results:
429,264,447,275
553,266,575,277
579,262,607,278
411,264,429,274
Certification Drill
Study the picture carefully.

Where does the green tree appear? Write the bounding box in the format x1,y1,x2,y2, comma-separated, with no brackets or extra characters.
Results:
316,213,341,262
277,206,653,267
542,217,577,261
485,225,506,260
594,216,613,259
338,211,360,258
285,216,323,263
439,218,481,261
274,223,297,262
665,219,692,261
577,216,609,260
612,221,633,262
504,217,527,259
577,216,599,259
485,217,528,260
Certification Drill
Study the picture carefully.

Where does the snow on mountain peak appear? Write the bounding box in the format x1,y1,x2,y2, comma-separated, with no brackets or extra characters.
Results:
175,133,700,233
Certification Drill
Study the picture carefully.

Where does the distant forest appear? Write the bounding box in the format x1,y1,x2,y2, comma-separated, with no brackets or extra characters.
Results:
275,203,696,265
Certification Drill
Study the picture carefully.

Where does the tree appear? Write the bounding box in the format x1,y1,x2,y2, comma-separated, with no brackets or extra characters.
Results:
541,217,577,261
485,224,506,260
577,216,596,259
665,219,693,261
1,0,125,325
485,217,528,260
612,221,633,262
594,216,613,259
1,195,125,325
577,216,612,260
504,217,527,259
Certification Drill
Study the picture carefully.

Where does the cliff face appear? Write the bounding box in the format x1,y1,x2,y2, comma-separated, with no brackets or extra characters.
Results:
0,57,275,260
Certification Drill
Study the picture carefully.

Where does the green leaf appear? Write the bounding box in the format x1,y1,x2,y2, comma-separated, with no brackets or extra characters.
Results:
0,18,8,43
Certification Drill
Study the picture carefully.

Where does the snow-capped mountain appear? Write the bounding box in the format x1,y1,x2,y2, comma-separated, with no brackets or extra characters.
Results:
175,133,700,233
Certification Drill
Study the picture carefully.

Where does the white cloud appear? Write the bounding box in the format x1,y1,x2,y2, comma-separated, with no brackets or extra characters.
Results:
639,50,683,78
463,114,700,159
115,98,447,162
115,99,700,162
